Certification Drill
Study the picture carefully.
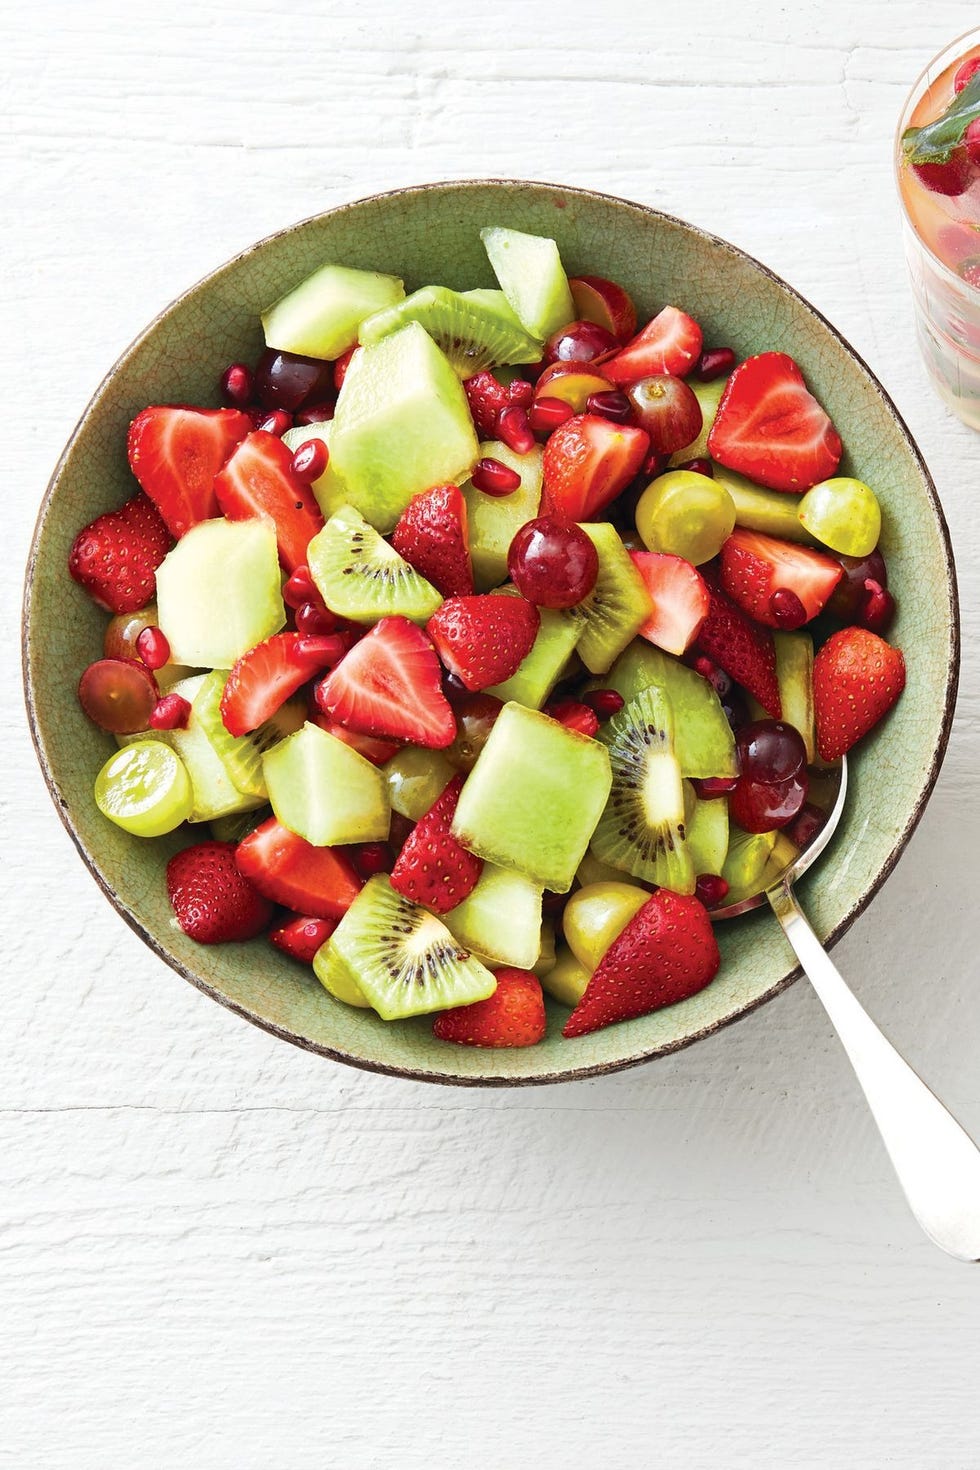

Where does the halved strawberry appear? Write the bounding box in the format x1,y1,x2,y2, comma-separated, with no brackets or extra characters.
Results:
544,699,600,737
813,627,906,762
220,632,348,737
630,551,709,655
433,968,546,1048
707,352,842,493
214,430,325,573
463,370,510,439
68,492,173,614
720,528,842,628
391,484,473,597
389,775,482,914
237,818,362,919
127,405,252,537
270,913,338,964
696,573,781,716
540,413,650,521
600,306,703,385
316,616,456,749
310,713,401,766
427,594,540,691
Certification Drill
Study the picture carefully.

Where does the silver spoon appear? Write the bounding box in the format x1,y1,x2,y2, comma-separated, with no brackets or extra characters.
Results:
713,754,980,1261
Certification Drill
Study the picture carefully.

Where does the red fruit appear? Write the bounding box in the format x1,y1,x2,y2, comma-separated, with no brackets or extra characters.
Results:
533,360,614,412
256,409,293,437
707,352,842,493
135,625,171,670
310,713,401,765
78,658,158,734
600,306,703,385
220,362,254,407
270,914,337,964
463,370,510,439
236,818,362,920
966,119,980,169
220,632,347,737
955,56,980,93
389,775,482,914
213,430,325,574
582,688,625,720
695,874,729,909
528,396,576,434
630,551,709,656
696,575,781,717
316,616,456,749
282,564,319,609
568,275,637,343
334,345,359,392
127,405,251,538
149,692,191,730
812,628,906,762
626,374,703,454
720,528,843,628
508,516,599,609
912,151,974,197
351,842,393,878
497,405,536,454
290,437,330,483
167,841,274,944
694,347,736,383
543,319,620,365
471,457,522,496
540,413,650,521
433,968,546,1048
585,390,634,424
544,699,600,737
391,484,473,598
729,770,809,833
69,493,172,615
563,889,720,1038
427,595,540,692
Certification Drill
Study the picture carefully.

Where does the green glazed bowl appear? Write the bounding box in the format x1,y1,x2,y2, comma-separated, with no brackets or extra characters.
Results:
23,181,958,1085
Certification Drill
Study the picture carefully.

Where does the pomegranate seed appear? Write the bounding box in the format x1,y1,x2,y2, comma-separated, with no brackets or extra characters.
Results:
582,688,625,719
471,457,522,496
528,396,575,434
293,401,335,426
955,56,980,93
859,580,896,634
642,449,670,479
676,457,713,477
586,390,633,424
507,378,534,407
692,656,732,699
784,802,828,850
294,600,339,637
282,564,318,609
334,346,358,391
769,587,808,629
692,775,740,798
291,438,329,483
694,347,736,382
257,409,292,436
149,693,191,730
545,699,600,737
353,842,393,878
135,625,171,670
497,405,535,455
220,362,253,407
291,634,349,667
695,873,730,908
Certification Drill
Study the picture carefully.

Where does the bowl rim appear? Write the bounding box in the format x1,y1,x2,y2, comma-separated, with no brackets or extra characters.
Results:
22,178,960,1087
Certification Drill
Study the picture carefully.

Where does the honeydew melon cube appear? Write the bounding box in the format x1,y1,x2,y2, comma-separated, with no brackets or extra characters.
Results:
263,722,390,847
155,518,285,669
486,596,581,708
480,227,576,341
261,263,404,360
462,440,543,590
442,862,544,970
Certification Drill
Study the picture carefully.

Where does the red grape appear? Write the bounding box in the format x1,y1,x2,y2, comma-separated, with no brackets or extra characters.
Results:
78,658,158,734
508,516,599,609
627,375,702,454
446,693,504,771
254,348,334,411
736,720,807,784
543,320,619,366
826,549,889,621
104,606,160,661
729,770,809,833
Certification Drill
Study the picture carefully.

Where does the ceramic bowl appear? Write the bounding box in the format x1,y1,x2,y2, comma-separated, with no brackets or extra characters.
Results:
23,180,958,1085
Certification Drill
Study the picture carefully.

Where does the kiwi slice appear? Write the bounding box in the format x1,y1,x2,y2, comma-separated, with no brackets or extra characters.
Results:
571,523,653,674
330,875,497,1020
313,941,371,1008
721,828,777,904
596,642,737,779
358,285,542,376
193,670,306,798
307,505,443,625
683,781,729,876
210,806,272,843
590,686,696,893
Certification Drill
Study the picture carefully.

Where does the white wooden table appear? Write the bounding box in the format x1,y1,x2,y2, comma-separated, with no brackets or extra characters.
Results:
7,3,980,1465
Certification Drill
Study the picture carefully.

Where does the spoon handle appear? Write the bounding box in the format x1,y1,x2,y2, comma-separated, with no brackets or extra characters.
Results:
767,880,980,1261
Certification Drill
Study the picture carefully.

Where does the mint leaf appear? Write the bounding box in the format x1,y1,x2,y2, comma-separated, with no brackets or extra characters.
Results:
902,72,980,165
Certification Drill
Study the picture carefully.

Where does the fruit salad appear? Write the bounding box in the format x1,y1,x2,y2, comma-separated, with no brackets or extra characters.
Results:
68,225,906,1048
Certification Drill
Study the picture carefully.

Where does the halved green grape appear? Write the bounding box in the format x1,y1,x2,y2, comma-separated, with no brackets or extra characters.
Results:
94,740,193,837
797,478,881,557
635,469,736,566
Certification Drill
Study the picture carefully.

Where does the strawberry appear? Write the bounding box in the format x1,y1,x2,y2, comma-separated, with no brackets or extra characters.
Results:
463,370,510,439
540,413,650,521
220,632,348,737
236,817,362,919
127,405,251,537
600,306,703,385
813,627,906,762
270,914,338,964
68,492,172,614
167,840,274,944
427,594,540,691
696,573,781,716
391,484,473,597
433,968,546,1048
720,528,842,628
213,430,325,573
563,889,720,1038
707,352,842,492
316,616,456,749
310,713,401,765
630,550,709,655
389,775,482,914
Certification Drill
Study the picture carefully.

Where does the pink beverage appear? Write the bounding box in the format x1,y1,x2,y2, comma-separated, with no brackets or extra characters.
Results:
896,30,980,429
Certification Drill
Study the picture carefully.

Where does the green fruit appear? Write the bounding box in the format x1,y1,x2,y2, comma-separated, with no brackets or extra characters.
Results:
480,226,576,341
635,469,736,565
563,881,649,972
576,851,633,887
263,721,390,846
313,941,371,1008
209,807,271,843
463,440,543,590
721,828,777,904
383,746,455,821
155,517,285,668
668,376,729,465
683,783,730,876
486,594,581,707
540,945,591,1007
572,522,652,674
534,921,557,979
590,686,696,893
328,322,480,532
774,631,815,764
443,862,544,970
461,288,526,327
94,740,193,837
330,875,497,1020
598,643,737,779
281,422,347,521
307,505,443,624
713,467,817,544
358,285,542,376
261,262,404,359
798,477,881,557
451,702,612,893
193,670,306,798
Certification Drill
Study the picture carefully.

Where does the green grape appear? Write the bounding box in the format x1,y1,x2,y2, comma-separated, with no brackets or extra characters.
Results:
94,740,193,837
383,745,455,820
797,477,881,557
635,470,736,565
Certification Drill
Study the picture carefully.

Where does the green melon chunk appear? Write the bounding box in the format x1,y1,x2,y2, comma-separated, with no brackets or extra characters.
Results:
327,322,479,532
486,594,581,708
155,518,285,669
669,376,729,465
452,702,612,893
462,440,543,590
307,505,443,624
313,941,371,1008
261,262,404,360
281,421,349,521
443,862,544,970
774,630,816,764
358,284,542,375
598,642,737,779
684,783,730,876
480,227,576,341
461,288,526,328
263,721,390,847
